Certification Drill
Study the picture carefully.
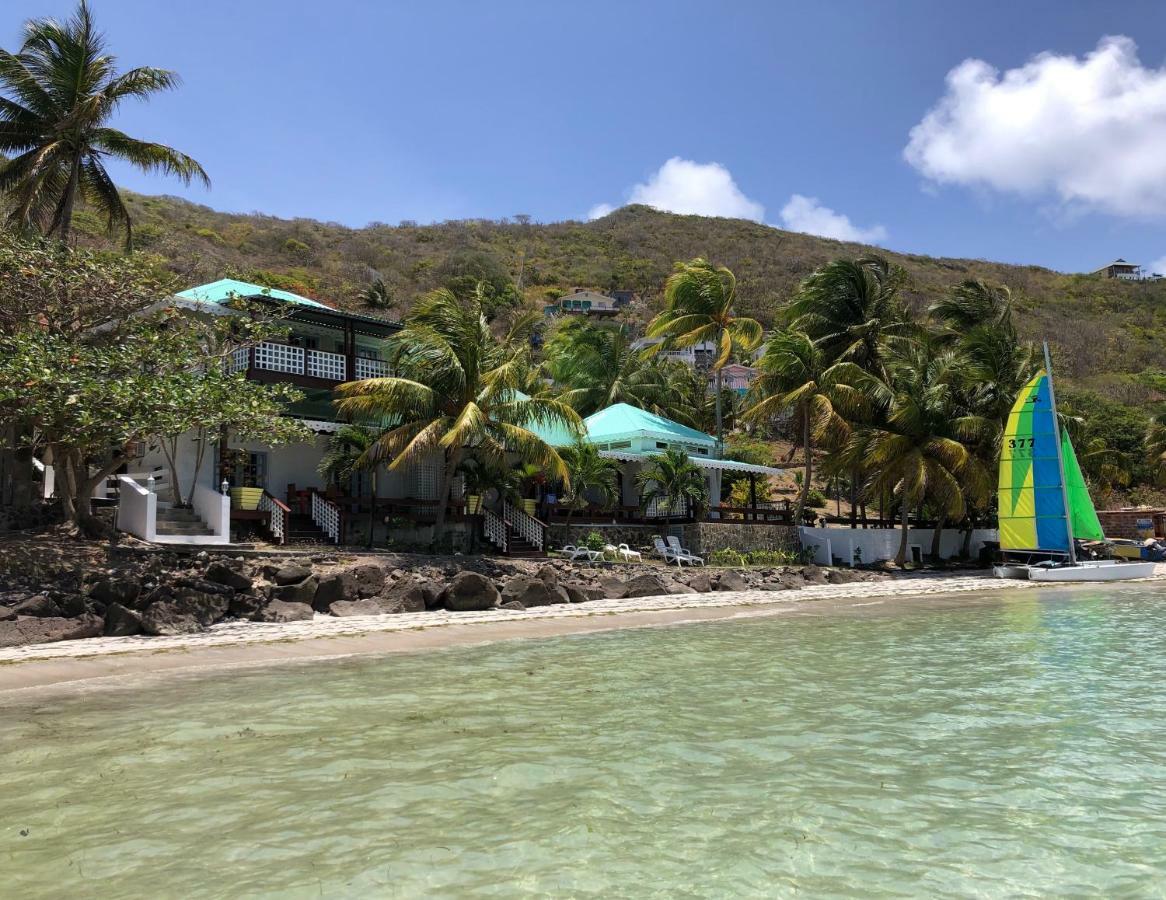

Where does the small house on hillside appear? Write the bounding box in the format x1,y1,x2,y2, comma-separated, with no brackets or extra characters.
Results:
631,336,718,369
543,288,620,317
1093,259,1142,280
717,364,758,395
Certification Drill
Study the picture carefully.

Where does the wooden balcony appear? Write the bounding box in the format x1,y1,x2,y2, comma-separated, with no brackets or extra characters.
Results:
229,342,389,387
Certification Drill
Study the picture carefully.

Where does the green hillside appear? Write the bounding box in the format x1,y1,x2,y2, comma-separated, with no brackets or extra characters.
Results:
74,194,1166,404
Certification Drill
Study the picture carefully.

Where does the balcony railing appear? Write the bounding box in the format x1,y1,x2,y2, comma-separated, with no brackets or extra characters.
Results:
354,357,389,379
235,342,389,384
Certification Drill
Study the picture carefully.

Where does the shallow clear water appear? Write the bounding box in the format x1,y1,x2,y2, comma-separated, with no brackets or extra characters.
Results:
5,585,1166,898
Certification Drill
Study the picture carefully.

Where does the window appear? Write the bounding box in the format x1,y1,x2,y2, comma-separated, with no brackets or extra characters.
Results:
655,441,668,449
232,451,268,489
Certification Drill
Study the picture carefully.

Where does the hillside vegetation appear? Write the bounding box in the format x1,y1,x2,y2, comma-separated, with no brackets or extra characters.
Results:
75,195,1166,404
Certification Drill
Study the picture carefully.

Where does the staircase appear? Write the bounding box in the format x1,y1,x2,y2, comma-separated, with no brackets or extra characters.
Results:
504,527,545,558
155,506,216,539
285,513,331,544
482,505,547,558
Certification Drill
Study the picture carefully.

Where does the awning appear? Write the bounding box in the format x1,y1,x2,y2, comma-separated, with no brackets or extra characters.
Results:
598,450,783,477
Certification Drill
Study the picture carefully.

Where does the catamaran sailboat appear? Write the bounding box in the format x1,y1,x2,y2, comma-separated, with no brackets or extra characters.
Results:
993,343,1156,582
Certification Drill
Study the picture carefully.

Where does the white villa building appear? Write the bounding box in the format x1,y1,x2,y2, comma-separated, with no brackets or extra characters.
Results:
98,280,785,553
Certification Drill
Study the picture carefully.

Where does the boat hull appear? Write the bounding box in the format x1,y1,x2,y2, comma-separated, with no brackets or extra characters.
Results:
1025,561,1157,582
993,565,1031,580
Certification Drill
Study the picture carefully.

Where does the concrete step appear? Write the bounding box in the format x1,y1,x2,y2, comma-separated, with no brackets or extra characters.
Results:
156,523,215,536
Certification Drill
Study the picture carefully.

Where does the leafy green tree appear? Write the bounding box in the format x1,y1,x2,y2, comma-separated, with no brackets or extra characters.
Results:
559,439,619,522
635,448,709,520
357,277,394,311
1148,413,1166,483
647,258,763,443
0,235,307,531
0,1,209,247
334,284,582,542
544,318,674,416
786,255,911,380
743,329,865,526
849,346,994,565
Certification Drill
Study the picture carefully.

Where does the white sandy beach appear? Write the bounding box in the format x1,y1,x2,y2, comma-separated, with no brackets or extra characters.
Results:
7,570,1163,695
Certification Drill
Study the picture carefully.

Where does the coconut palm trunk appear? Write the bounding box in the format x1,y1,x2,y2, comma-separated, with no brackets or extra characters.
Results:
896,500,911,567
795,407,812,525
930,514,946,562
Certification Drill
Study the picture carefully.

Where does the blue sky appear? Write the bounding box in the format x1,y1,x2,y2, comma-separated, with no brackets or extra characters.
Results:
10,0,1166,273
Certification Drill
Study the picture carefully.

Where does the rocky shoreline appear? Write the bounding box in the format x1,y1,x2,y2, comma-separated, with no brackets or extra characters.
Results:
0,549,885,651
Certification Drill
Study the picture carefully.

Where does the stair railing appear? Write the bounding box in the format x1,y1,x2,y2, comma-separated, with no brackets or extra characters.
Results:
259,490,290,544
311,491,342,544
483,508,508,553
503,500,546,551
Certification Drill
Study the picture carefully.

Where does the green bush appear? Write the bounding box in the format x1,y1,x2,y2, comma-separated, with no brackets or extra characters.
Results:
806,488,829,508
744,549,798,566
709,548,747,567
584,531,605,551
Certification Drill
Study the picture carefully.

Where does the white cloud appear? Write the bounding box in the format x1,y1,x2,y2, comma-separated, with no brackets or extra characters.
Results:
778,194,888,243
905,36,1166,218
1149,255,1166,277
586,202,615,220
588,157,765,222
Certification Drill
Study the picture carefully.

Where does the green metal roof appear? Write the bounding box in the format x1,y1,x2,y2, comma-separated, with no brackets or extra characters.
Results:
583,403,716,448
175,278,335,311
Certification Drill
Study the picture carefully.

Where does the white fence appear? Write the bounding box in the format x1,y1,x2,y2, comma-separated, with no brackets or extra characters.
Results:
799,526,998,566
192,482,231,541
116,475,157,542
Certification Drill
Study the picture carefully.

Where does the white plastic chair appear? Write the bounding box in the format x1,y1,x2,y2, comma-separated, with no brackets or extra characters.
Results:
561,544,601,562
666,535,704,566
653,536,687,567
617,542,642,563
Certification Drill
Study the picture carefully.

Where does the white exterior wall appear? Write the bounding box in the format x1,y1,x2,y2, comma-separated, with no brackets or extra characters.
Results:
799,526,998,565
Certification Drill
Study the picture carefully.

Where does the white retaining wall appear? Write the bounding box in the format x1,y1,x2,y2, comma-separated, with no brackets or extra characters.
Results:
800,526,998,566
115,475,156,542
192,482,231,540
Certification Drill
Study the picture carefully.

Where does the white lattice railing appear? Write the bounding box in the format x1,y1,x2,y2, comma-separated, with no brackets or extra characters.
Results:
227,347,250,374
253,341,304,375
259,490,290,544
311,491,341,543
306,348,346,381
503,501,545,550
483,508,508,553
354,357,389,379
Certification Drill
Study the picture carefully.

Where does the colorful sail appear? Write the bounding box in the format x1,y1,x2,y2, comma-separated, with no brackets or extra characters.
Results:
1061,432,1105,541
998,371,1070,552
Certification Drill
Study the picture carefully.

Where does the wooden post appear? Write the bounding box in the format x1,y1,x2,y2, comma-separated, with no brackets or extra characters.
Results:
748,473,757,521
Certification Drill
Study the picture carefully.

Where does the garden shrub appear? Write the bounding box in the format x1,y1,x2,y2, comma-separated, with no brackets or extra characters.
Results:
584,531,605,552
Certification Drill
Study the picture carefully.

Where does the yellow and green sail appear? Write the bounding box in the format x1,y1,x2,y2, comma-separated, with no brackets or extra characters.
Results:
998,371,1104,552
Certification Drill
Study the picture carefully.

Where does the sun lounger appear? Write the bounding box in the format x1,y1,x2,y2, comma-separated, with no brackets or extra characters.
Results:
666,535,704,566
617,542,642,563
653,536,689,567
560,544,601,562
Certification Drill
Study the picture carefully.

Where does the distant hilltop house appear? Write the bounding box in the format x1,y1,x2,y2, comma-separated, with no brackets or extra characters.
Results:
543,288,625,317
717,363,758,396
1093,259,1143,280
631,336,718,369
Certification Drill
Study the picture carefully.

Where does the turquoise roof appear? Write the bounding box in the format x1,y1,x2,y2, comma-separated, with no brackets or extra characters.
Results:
175,278,334,311
583,403,716,447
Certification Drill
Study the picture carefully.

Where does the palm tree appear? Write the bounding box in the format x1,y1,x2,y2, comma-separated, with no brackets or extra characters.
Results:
929,279,1014,335
636,448,709,521
0,2,209,248
560,439,619,522
742,329,866,526
334,284,582,543
544,318,675,416
786,255,912,381
646,258,763,444
318,425,377,547
358,277,394,311
852,346,994,565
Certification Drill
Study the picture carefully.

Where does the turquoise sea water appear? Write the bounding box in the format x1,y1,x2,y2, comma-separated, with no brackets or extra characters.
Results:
4,584,1166,897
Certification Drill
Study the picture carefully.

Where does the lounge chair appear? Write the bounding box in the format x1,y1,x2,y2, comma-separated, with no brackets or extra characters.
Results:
560,544,601,562
666,535,704,566
617,542,642,563
652,536,688,567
